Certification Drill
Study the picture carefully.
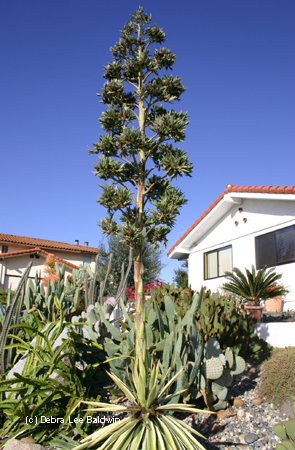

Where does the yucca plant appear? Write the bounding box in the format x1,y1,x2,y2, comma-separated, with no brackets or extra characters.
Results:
65,354,213,450
223,265,288,305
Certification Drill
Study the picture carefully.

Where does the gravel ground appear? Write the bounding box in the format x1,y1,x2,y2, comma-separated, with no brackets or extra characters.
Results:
183,363,288,450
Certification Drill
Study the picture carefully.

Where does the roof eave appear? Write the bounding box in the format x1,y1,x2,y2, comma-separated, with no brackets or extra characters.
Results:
168,190,295,259
169,195,241,259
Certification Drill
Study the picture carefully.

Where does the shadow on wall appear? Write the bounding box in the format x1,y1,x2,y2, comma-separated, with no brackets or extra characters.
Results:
254,322,295,348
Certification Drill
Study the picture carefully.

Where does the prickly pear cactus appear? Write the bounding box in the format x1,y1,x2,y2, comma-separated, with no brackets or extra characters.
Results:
273,396,295,450
200,338,246,410
202,357,223,380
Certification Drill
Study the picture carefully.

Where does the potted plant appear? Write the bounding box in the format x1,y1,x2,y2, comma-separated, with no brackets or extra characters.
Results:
264,282,287,313
222,265,288,322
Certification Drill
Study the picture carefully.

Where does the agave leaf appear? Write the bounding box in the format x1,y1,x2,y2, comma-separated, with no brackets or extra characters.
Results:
168,415,207,440
158,367,184,399
129,424,145,450
138,373,147,407
78,416,131,448
157,389,188,405
146,383,158,409
147,419,157,450
158,417,178,450
106,370,137,404
82,400,127,411
161,415,196,450
155,423,169,450
157,404,215,415
97,420,138,450
148,360,160,391
164,415,207,450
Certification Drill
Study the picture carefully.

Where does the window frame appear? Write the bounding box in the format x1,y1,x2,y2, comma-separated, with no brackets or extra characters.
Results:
255,224,295,269
204,245,233,280
83,255,92,267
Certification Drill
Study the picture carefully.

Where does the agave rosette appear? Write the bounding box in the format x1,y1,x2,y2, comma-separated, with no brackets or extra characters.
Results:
74,359,213,450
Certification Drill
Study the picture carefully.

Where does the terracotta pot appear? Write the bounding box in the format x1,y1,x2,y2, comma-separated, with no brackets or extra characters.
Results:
264,296,283,313
244,305,264,323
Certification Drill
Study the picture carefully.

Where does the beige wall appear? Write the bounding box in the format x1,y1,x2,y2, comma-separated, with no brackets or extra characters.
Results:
1,254,75,291
0,241,97,291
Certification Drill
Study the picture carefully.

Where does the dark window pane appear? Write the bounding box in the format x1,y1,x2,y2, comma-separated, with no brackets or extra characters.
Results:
83,256,92,267
255,232,276,269
275,225,295,264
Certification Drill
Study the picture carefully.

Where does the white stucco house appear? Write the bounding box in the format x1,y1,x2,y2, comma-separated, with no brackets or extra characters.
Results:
168,185,295,311
0,233,99,291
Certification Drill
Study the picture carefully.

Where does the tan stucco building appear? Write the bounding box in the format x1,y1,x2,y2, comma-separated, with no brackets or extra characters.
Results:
0,233,99,290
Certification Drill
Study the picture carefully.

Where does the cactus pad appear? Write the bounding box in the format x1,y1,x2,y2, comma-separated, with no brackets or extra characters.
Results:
217,387,228,402
225,348,233,368
213,400,228,411
274,424,287,440
204,337,221,359
286,419,295,441
202,357,223,380
200,374,206,390
231,355,246,375
219,353,226,366
214,369,233,387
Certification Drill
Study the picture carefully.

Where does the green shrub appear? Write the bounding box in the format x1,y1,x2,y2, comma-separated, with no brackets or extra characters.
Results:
142,284,270,362
195,292,271,362
259,347,295,406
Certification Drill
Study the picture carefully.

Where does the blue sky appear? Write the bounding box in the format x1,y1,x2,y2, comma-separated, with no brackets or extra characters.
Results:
1,0,294,283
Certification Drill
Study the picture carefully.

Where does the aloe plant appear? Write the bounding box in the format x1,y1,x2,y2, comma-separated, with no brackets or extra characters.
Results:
0,298,103,445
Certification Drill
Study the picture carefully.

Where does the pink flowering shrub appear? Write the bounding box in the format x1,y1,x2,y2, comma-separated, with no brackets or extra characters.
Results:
126,279,163,299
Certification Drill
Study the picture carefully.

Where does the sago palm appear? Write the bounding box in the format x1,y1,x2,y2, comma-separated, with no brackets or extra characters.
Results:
223,265,288,305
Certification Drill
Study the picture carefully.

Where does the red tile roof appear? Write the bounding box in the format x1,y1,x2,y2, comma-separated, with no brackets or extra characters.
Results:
167,184,295,257
0,247,80,269
0,233,98,254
